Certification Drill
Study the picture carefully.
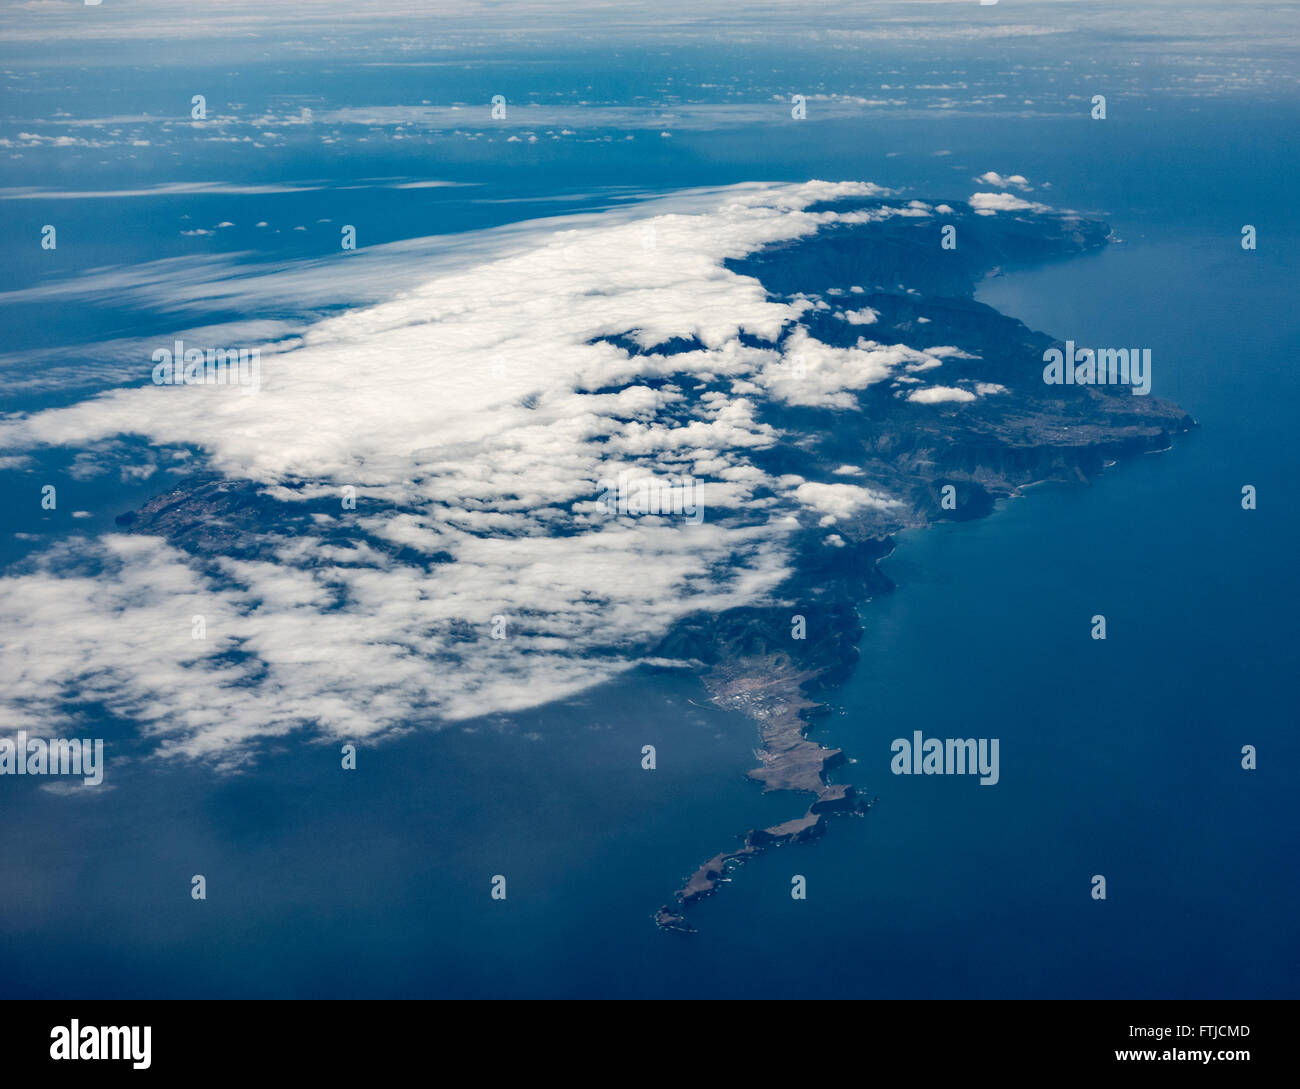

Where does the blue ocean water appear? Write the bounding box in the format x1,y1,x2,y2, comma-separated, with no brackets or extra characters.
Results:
1,47,1297,996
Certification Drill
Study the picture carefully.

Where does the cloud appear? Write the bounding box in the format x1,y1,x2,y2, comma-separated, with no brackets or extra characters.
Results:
907,386,977,404
0,180,924,764
758,325,952,409
975,171,1032,191
0,180,471,201
0,182,330,200
969,192,1049,216
793,481,901,524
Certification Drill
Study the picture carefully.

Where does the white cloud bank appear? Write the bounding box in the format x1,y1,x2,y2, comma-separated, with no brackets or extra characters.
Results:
0,180,1010,763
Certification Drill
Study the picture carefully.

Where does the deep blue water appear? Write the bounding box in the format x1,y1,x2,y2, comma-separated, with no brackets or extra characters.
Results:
1,58,1296,996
